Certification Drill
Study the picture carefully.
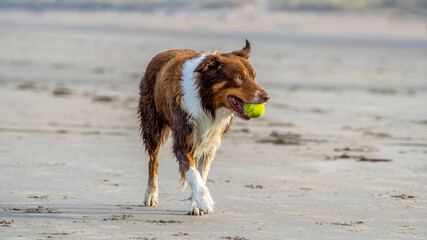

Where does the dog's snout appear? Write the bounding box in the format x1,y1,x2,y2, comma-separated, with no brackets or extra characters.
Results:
260,92,270,103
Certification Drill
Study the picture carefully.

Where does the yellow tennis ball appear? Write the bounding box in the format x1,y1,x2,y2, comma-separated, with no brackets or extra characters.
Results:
243,103,265,118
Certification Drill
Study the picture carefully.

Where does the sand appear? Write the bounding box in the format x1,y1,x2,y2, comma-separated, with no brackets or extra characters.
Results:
0,9,426,239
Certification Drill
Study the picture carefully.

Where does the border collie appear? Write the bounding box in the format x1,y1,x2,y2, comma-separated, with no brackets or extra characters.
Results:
138,40,269,215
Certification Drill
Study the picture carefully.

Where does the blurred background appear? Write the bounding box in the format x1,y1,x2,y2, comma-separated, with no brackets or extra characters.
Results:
1,0,426,93
0,1,426,239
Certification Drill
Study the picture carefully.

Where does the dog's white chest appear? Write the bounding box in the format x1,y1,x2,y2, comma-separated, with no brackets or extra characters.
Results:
191,108,233,159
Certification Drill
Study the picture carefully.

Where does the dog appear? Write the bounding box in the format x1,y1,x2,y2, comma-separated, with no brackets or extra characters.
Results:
138,40,270,215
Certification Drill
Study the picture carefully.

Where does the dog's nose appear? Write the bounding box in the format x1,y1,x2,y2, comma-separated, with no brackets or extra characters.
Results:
260,92,270,103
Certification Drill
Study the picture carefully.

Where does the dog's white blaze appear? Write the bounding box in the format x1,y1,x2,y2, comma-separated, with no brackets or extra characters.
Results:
253,90,261,102
180,53,211,118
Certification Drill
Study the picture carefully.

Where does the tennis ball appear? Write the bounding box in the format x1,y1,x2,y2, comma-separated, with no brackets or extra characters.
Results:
243,103,265,118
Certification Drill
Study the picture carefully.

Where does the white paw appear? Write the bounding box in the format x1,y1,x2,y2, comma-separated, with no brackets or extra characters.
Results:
192,184,214,214
144,187,158,207
187,200,202,215
185,167,214,215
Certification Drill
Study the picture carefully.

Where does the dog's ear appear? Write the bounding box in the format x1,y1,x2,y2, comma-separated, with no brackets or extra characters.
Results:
196,55,221,73
232,39,251,58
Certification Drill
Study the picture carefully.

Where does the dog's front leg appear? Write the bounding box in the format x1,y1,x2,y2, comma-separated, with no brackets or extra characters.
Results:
197,152,215,184
173,117,215,215
186,165,215,215
176,152,214,215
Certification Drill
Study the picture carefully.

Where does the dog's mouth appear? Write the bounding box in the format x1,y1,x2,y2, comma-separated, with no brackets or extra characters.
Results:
227,95,250,121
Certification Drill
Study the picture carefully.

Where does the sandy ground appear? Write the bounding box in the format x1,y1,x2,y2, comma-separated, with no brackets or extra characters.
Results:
0,10,426,240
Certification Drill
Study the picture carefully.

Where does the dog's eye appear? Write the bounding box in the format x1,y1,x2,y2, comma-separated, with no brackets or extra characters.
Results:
237,76,243,80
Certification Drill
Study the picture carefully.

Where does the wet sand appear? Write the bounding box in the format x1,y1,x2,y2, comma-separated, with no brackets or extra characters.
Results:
0,10,426,239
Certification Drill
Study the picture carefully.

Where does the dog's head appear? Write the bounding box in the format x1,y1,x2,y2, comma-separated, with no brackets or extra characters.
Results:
196,40,270,120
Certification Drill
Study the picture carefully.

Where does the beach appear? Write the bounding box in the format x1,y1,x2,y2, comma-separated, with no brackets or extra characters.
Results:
0,9,426,239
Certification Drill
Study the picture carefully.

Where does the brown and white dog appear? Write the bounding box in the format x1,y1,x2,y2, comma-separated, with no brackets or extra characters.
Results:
138,40,269,215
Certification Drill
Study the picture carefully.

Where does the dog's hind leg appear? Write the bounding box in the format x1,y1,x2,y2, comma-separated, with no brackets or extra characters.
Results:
143,125,170,207
145,149,160,207
138,73,170,207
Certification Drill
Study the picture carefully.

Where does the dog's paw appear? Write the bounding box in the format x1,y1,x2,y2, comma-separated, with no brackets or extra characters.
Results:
144,187,158,207
187,200,203,216
193,185,214,214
